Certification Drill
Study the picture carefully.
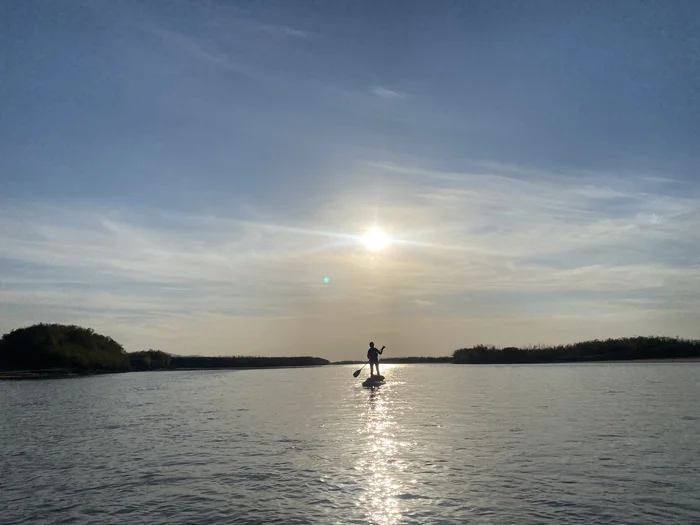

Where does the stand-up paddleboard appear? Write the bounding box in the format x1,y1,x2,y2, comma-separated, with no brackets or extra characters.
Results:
362,374,385,387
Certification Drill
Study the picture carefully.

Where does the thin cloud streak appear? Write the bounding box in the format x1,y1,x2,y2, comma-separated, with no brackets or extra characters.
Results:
372,86,406,100
147,27,263,80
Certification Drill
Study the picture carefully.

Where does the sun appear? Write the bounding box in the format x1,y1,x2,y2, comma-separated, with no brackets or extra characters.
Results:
360,227,391,252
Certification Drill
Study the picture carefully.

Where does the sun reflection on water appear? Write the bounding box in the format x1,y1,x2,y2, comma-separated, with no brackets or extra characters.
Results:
356,377,403,525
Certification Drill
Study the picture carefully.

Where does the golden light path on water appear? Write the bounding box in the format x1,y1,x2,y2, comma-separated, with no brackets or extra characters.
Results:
356,365,411,525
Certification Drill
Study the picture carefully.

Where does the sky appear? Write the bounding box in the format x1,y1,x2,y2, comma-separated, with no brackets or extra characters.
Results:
1,0,699,359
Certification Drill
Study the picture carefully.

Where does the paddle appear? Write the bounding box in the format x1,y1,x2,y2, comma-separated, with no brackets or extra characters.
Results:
352,362,368,378
352,345,386,377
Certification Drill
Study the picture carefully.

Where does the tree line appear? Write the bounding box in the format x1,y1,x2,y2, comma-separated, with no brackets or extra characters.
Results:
0,323,328,374
452,336,700,364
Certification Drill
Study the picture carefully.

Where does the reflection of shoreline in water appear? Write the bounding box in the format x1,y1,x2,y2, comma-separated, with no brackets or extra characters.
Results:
358,384,401,525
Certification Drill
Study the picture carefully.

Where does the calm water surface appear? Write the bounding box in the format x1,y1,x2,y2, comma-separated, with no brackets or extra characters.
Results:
2,363,699,524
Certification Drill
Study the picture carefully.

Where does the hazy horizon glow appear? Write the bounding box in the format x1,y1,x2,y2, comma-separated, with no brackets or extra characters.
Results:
1,1,699,359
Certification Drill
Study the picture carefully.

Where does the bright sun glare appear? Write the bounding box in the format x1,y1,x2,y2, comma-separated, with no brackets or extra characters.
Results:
360,227,391,252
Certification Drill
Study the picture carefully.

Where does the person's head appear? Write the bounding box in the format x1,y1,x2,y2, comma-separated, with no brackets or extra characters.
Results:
369,341,374,347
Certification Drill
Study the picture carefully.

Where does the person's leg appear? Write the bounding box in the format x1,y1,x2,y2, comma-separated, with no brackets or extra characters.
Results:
370,361,376,376
376,362,380,376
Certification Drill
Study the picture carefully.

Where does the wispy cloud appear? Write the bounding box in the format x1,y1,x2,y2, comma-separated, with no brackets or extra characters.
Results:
257,24,310,39
1,159,698,356
372,86,406,100
147,27,262,80
138,12,313,86
195,9,313,40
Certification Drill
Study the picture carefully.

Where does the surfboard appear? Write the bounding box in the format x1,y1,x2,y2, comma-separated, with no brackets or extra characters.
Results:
362,374,385,387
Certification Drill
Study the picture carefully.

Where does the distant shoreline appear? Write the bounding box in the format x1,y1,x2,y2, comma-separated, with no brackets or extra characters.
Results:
453,337,700,364
3,325,699,380
332,357,453,365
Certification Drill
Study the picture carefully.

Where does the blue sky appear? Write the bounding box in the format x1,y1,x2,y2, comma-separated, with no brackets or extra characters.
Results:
1,0,699,358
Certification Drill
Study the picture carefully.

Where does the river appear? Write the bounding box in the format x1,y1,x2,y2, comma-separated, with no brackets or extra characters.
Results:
2,363,699,524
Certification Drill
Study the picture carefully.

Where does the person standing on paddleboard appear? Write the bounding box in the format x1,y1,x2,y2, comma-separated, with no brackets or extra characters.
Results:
367,342,385,377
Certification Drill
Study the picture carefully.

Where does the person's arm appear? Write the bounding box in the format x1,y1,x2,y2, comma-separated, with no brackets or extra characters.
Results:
379,346,385,354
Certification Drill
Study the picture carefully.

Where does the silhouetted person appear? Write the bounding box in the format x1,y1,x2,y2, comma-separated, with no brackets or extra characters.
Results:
367,342,385,376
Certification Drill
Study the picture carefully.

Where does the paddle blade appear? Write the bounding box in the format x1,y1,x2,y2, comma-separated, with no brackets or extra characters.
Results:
353,369,361,377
